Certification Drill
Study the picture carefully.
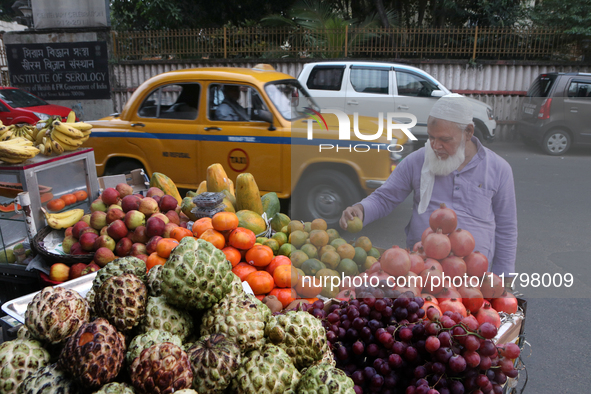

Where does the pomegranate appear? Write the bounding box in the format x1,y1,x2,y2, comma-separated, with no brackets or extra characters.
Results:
460,313,479,331
423,229,451,260
421,227,434,243
439,298,467,318
465,251,489,277
458,285,485,314
475,302,501,328
368,262,382,274
380,246,411,277
480,272,505,299
420,266,445,295
336,289,356,301
422,294,439,304
437,287,462,303
440,255,467,278
448,228,476,257
367,269,391,283
409,252,425,274
424,258,443,272
429,203,457,234
492,290,518,314
406,272,423,292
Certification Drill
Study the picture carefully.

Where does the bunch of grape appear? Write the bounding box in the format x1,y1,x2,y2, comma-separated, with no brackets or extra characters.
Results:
305,293,521,394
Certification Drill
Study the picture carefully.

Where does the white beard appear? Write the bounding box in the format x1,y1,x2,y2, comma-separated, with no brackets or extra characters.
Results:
425,136,466,176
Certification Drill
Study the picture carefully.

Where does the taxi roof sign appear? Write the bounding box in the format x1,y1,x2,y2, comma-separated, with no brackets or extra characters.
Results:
253,64,275,71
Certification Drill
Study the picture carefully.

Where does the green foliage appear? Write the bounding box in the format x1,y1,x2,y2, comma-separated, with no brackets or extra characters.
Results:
530,0,591,36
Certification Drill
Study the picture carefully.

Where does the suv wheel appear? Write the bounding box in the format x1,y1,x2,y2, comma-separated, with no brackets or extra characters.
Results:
473,124,489,145
542,129,571,156
292,169,365,228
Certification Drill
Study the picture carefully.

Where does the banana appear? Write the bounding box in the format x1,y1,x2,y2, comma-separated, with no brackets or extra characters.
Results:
0,156,28,164
35,128,48,145
67,122,92,131
0,144,39,160
66,111,76,123
37,143,46,155
51,130,84,147
52,121,84,138
41,207,85,229
1,131,13,141
2,137,33,146
49,135,64,155
43,137,53,155
0,126,9,136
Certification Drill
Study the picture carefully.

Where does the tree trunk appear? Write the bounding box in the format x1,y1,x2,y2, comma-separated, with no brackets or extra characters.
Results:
373,0,390,28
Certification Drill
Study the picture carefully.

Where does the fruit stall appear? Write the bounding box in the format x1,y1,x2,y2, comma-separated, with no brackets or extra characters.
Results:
0,118,526,393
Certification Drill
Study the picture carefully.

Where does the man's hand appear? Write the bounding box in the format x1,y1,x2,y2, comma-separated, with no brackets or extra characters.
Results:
339,204,364,231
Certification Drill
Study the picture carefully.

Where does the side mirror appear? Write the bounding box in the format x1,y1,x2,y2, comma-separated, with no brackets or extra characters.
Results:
256,110,276,131
431,90,445,98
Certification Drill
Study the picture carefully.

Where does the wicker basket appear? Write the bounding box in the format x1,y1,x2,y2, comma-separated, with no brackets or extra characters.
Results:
32,226,94,266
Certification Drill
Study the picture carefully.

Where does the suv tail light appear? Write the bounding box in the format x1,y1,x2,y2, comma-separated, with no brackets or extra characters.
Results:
538,98,552,120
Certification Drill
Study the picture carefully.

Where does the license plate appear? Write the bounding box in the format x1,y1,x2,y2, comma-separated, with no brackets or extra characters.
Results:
524,107,534,115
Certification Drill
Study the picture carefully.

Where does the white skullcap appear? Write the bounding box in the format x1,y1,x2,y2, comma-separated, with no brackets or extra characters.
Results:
429,94,473,124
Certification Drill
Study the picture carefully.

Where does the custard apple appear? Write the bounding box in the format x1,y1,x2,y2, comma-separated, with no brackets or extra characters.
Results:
265,311,327,370
232,344,300,394
93,256,146,291
17,363,79,394
86,287,96,315
146,264,163,296
57,318,126,389
24,287,90,344
126,329,183,366
186,333,241,393
130,342,193,394
296,363,355,394
92,382,135,394
95,273,147,332
16,325,31,340
226,272,245,297
0,339,50,394
137,296,194,341
200,292,270,353
160,237,234,310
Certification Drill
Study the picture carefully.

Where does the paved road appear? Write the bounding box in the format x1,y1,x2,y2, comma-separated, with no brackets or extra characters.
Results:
345,141,591,393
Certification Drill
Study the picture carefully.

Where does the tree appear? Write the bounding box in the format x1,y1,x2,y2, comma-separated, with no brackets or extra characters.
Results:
530,0,591,36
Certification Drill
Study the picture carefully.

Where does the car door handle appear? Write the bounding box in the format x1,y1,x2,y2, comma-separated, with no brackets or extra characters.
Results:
570,107,578,112
204,127,221,131
131,123,145,127
397,105,409,110
347,100,359,105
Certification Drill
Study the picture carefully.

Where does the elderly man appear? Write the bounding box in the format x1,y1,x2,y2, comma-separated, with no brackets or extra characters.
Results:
339,96,517,277
216,85,249,121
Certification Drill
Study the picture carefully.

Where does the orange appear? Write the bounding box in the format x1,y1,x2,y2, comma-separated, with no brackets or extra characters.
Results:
171,227,193,242
245,245,274,267
255,295,265,301
47,198,66,212
222,246,241,267
146,252,166,271
199,228,226,249
156,238,179,259
192,217,213,237
60,194,77,206
296,275,322,298
228,227,256,250
232,262,257,281
245,271,275,295
73,190,88,202
212,212,239,232
269,288,297,308
273,264,299,288
265,255,291,276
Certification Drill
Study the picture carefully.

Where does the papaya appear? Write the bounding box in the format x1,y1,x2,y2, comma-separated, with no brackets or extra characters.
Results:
181,196,198,221
236,210,267,236
186,190,197,198
235,173,263,215
221,197,235,213
206,163,234,195
261,192,280,219
150,172,182,205
270,213,291,232
221,189,237,209
196,180,208,195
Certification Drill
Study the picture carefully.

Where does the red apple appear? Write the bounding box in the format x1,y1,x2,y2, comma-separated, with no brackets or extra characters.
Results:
164,210,180,225
139,197,159,216
106,207,126,224
81,262,100,275
130,243,148,257
94,247,115,267
62,235,76,254
69,263,88,280
124,210,146,230
90,211,107,230
72,221,90,239
158,194,178,212
146,217,165,238
81,214,91,225
93,235,116,252
163,223,179,238
107,219,128,241
70,242,85,255
146,187,165,198
64,226,73,237
100,226,109,236
90,198,107,212
135,254,148,263
116,183,133,198
121,195,141,212
131,225,150,244
152,195,161,204
79,232,99,252
145,236,163,255
50,263,70,282
101,187,120,205
151,213,169,225
115,237,133,257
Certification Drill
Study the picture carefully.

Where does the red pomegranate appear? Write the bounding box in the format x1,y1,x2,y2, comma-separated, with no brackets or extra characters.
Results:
492,290,518,314
458,285,485,314
465,251,489,277
480,272,505,299
380,246,411,277
440,255,467,278
439,298,468,318
409,252,425,274
423,229,451,260
429,203,457,234
448,228,476,257
475,302,501,328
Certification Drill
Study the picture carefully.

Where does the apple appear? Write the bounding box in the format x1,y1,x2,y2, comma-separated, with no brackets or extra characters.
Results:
164,210,180,225
100,226,109,236
163,222,179,238
124,210,146,230
106,207,126,224
90,198,108,212
107,219,128,241
72,221,90,239
139,197,159,216
81,262,100,276
115,237,133,257
130,243,148,256
121,195,141,212
64,226,74,237
131,226,149,244
69,263,88,280
50,263,70,282
158,195,178,213
79,232,99,252
90,211,108,230
146,187,165,198
70,242,84,255
146,217,165,238
135,254,148,263
79,227,99,237
62,235,76,254
101,187,120,205
81,214,91,225
93,235,116,252
116,182,134,198
94,247,115,267
151,213,169,225
152,195,161,204
145,236,163,255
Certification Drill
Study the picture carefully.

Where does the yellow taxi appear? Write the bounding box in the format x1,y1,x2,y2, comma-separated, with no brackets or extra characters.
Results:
86,65,411,225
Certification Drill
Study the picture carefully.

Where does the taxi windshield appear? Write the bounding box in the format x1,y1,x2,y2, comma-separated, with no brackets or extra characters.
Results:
265,80,319,121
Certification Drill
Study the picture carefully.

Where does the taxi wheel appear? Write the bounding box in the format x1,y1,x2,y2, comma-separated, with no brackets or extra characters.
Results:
292,169,364,228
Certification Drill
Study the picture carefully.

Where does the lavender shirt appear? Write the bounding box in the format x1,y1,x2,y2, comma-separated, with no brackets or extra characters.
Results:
360,137,517,276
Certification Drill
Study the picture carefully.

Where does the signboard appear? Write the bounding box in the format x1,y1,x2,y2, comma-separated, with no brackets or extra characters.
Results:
32,0,109,29
5,42,110,100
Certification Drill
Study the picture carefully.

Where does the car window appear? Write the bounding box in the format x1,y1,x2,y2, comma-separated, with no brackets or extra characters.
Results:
138,84,200,120
396,71,438,97
265,80,318,121
526,74,557,98
567,81,591,98
306,66,345,91
208,84,267,122
350,67,389,94
0,88,47,108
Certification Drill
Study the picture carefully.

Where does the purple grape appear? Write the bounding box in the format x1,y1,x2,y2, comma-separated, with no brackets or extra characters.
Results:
416,385,430,394
348,307,360,320
399,327,413,342
364,366,377,379
352,370,365,385
395,307,409,321
370,310,383,321
363,296,376,308
342,319,352,330
326,331,337,343
335,346,348,360
392,341,407,355
371,374,385,388
379,362,391,375
338,327,346,340
350,299,360,307
388,353,403,368
417,308,426,319
375,299,387,311
354,386,363,394
352,340,365,356
407,301,419,314
327,313,340,324
346,328,359,341
431,361,446,375
360,326,372,340
352,317,365,331
313,300,325,309
449,380,465,394
435,347,453,363
359,303,371,317
404,346,418,362
449,354,467,373
437,331,452,348
414,365,427,378
367,343,379,357
329,304,340,313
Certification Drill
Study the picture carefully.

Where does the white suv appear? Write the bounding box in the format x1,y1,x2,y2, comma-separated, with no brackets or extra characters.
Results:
298,61,496,144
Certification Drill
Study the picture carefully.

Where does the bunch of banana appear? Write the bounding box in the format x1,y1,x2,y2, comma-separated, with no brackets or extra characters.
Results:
11,123,38,142
36,111,93,156
0,137,40,164
40,207,85,229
